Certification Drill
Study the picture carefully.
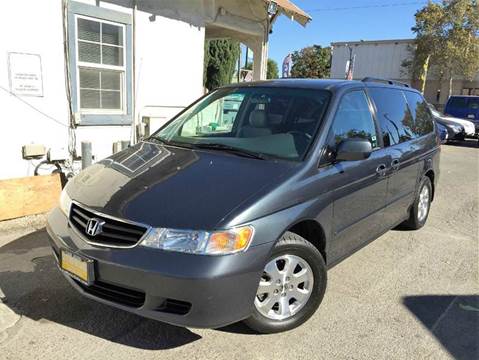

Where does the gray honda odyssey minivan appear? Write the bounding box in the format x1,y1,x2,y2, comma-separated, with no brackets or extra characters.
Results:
47,78,440,333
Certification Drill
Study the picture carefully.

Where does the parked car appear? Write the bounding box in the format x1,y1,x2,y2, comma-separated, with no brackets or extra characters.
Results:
433,116,466,142
47,78,440,334
436,122,448,143
428,103,476,138
444,95,479,135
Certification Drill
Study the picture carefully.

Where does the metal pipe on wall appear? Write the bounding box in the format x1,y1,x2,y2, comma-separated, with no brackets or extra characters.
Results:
81,142,92,169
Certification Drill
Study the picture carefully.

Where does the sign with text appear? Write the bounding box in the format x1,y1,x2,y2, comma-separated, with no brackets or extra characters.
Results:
8,52,43,97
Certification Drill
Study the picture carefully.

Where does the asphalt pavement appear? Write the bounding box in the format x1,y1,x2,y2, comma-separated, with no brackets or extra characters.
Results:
0,141,477,360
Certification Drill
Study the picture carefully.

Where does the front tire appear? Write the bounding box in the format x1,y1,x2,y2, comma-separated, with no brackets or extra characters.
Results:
243,232,327,334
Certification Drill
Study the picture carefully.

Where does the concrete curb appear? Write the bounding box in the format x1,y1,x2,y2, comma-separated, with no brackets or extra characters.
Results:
0,303,20,342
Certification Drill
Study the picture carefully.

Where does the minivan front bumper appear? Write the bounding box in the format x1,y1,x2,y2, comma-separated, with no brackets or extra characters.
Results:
46,207,274,328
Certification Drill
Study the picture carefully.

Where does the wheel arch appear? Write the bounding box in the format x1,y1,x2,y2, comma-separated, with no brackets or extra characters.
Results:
424,169,435,201
287,219,328,265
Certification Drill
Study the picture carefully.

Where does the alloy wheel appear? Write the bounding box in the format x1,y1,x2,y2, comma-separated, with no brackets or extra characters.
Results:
417,185,430,222
254,254,314,320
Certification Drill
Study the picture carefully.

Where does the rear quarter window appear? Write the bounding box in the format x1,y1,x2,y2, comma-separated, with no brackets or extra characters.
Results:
403,91,434,136
368,88,415,146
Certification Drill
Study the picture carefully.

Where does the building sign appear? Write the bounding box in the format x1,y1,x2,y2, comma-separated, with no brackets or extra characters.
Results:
8,52,43,97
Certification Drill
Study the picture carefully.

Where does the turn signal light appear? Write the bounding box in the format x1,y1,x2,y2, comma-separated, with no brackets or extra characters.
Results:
207,226,254,254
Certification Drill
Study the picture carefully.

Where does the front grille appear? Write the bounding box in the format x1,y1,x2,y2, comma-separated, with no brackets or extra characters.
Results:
69,203,148,247
74,279,145,308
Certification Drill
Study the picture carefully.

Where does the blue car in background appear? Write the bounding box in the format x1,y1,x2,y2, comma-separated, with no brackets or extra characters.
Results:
444,95,479,135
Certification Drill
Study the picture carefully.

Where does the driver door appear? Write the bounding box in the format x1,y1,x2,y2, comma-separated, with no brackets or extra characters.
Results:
322,90,391,262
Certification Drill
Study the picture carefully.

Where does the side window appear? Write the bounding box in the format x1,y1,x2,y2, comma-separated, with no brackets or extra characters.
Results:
448,97,468,109
469,98,479,110
328,91,378,149
369,88,415,146
404,91,434,136
68,2,133,126
180,93,245,136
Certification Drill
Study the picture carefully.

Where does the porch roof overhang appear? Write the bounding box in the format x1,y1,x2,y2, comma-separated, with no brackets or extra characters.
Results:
103,0,311,34
203,0,311,47
101,0,311,79
265,0,311,26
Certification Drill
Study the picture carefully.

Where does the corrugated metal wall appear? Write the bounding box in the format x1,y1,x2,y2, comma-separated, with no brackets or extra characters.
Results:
330,40,412,81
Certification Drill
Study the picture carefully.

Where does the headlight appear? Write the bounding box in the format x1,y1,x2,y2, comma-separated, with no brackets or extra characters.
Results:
140,226,254,255
452,125,463,132
59,189,72,217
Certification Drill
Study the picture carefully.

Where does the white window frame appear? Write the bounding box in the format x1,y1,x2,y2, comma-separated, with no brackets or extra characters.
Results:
75,14,126,115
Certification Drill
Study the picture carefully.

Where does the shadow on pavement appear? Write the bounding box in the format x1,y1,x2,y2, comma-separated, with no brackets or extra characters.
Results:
0,229,201,350
403,295,479,360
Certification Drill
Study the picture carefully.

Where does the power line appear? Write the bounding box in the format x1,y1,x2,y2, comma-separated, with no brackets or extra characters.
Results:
0,85,69,128
305,1,439,12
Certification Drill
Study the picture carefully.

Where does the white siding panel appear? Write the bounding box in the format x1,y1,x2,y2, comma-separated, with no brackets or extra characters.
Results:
331,40,412,81
0,0,205,180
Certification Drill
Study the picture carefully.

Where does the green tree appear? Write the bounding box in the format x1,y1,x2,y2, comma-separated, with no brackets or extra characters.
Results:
290,46,331,78
204,39,241,91
243,59,279,79
403,1,445,91
405,0,479,94
267,59,279,79
439,0,479,94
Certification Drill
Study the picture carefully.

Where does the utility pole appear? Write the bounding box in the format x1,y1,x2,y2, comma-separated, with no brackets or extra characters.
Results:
345,44,354,80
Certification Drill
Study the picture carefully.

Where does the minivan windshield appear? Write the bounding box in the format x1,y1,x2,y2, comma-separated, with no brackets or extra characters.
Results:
151,87,331,161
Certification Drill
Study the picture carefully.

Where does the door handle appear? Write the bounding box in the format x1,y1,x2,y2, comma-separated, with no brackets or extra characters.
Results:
391,159,400,171
376,164,387,177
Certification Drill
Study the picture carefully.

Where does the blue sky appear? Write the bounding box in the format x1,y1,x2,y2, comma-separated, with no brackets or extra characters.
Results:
266,0,431,66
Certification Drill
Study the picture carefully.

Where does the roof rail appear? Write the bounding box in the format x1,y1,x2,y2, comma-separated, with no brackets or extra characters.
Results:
361,77,410,88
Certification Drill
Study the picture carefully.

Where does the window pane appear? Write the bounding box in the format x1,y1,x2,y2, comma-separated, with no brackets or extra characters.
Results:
79,68,100,89
80,89,100,109
448,97,468,109
102,23,123,45
329,91,377,148
102,45,123,66
78,18,100,42
369,88,414,146
469,98,479,110
78,41,101,63
404,91,433,136
101,70,121,90
101,90,121,109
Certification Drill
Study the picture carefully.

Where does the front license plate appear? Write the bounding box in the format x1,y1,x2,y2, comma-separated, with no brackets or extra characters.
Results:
61,250,94,284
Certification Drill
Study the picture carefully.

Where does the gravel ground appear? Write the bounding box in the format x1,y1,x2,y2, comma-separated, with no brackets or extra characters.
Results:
0,142,478,360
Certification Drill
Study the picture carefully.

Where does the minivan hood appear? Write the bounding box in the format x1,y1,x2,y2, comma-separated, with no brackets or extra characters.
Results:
66,141,297,230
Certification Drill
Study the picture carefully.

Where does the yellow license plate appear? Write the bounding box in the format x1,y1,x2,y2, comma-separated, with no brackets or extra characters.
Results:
61,250,93,284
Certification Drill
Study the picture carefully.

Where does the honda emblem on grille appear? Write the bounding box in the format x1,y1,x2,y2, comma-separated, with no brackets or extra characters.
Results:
85,218,105,236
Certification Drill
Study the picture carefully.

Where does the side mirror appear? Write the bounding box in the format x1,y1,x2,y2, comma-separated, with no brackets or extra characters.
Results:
335,138,372,162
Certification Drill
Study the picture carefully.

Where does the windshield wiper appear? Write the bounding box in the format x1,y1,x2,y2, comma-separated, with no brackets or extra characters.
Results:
193,143,267,160
147,136,194,149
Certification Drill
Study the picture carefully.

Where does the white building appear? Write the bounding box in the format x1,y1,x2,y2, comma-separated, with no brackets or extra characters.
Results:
0,0,309,181
331,39,412,83
331,39,479,108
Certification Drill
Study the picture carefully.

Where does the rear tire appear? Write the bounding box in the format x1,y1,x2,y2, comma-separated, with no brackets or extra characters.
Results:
402,177,432,230
243,232,327,334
